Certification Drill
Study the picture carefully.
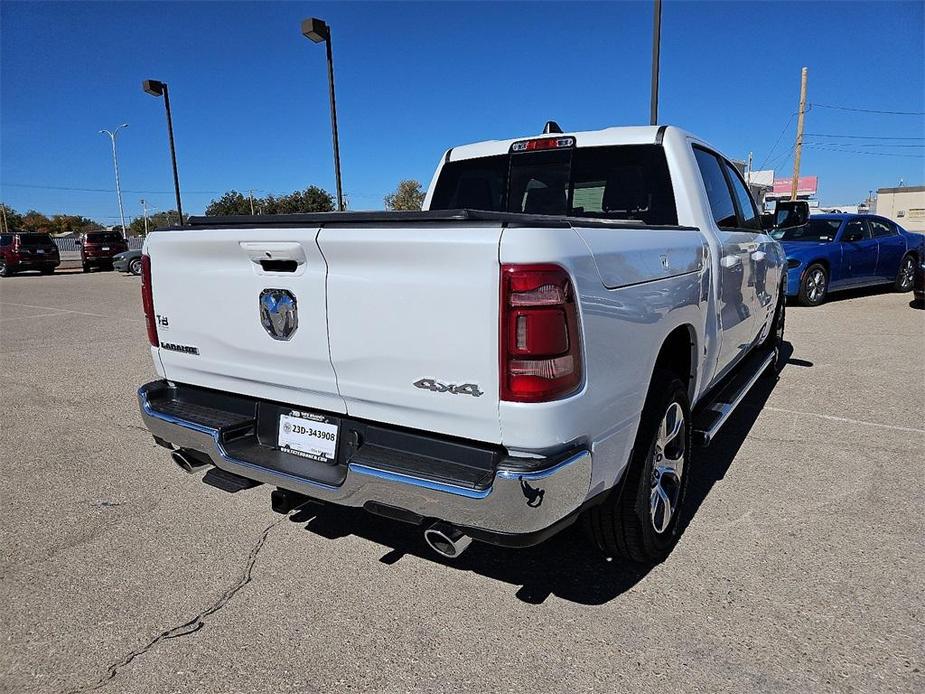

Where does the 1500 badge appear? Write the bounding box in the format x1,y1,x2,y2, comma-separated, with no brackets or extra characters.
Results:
413,378,483,398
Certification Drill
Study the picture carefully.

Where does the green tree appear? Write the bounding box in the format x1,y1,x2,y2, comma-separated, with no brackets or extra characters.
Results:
47,215,102,235
1,204,24,231
205,190,252,216
128,210,187,236
384,179,426,211
21,210,52,232
205,186,334,216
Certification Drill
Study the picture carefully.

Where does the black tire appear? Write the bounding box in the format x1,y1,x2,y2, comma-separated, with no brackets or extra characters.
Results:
0,260,12,277
585,368,692,564
41,265,55,275
129,257,142,276
895,253,915,293
82,262,91,273
798,263,828,306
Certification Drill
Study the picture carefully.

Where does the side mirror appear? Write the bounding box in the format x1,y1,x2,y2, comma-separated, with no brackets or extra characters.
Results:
760,213,775,231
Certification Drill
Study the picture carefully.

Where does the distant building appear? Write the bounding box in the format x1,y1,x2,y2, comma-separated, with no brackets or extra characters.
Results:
875,186,925,232
744,169,774,209
764,176,819,212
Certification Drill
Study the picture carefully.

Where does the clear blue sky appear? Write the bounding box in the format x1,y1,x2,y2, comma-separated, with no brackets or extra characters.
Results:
2,1,923,224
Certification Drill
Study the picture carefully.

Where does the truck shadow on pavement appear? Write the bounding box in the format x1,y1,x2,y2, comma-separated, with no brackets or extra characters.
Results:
287,342,797,606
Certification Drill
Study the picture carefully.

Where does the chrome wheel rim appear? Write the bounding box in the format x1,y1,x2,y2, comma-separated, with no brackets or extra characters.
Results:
899,258,914,289
806,268,826,302
650,401,686,534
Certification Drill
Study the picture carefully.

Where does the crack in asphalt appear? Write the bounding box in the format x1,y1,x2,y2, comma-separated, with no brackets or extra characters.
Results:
63,516,286,694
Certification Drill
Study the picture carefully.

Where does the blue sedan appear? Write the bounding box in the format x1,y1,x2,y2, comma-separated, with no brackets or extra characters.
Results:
773,214,923,306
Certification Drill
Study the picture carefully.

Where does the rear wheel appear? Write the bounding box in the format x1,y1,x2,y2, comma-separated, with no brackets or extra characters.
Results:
129,257,142,276
41,265,55,275
0,259,12,277
82,262,91,273
895,254,915,292
798,263,828,306
585,368,691,564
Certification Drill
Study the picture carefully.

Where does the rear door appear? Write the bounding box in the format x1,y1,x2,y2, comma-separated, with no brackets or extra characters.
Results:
317,224,504,444
145,228,346,414
693,147,760,374
868,217,905,280
839,218,878,284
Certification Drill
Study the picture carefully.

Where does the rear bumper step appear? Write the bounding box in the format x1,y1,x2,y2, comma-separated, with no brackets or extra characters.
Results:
693,347,776,446
138,380,592,537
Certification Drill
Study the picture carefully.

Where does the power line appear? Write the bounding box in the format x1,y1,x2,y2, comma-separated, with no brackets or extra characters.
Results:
804,132,925,140
805,142,925,148
808,103,925,116
757,112,796,170
803,145,924,158
1,182,221,194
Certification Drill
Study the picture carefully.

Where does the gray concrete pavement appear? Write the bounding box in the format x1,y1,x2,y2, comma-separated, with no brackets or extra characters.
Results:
1,269,922,693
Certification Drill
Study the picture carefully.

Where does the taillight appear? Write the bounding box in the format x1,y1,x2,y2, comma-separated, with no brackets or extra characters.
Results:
141,254,158,346
500,264,582,402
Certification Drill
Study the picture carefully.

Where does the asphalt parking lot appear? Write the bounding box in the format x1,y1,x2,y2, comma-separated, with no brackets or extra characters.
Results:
1,268,922,694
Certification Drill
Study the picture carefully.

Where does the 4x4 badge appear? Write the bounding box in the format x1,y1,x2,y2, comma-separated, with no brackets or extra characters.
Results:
413,378,483,398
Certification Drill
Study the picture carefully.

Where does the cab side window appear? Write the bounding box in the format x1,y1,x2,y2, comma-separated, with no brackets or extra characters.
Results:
842,219,870,242
723,161,760,230
693,147,737,229
0,234,12,247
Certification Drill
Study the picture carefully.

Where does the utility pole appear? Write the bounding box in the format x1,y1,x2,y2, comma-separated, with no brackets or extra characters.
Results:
140,199,150,235
649,0,662,126
790,67,808,201
747,151,753,186
249,189,256,215
0,203,8,234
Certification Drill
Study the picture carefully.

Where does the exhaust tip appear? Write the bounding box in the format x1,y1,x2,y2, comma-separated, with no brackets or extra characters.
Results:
424,522,472,559
170,449,207,474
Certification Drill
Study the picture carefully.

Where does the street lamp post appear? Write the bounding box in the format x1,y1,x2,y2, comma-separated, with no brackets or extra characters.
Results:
99,124,128,237
143,79,184,223
301,17,345,211
140,198,150,235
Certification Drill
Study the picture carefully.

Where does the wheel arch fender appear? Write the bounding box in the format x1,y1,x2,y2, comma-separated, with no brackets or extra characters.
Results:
652,324,697,402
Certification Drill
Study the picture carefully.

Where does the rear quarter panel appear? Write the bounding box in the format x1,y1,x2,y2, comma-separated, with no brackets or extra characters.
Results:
499,225,707,496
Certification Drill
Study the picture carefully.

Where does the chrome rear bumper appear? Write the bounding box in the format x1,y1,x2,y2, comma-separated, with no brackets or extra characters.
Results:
138,381,592,536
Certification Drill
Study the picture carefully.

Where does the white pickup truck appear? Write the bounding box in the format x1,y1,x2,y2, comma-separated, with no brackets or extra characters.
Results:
138,124,785,564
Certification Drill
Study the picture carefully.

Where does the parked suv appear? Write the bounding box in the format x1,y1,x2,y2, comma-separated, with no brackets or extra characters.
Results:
0,232,61,277
79,231,128,272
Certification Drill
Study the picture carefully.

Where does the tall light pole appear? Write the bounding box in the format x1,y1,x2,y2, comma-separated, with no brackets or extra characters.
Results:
99,124,128,237
140,198,150,235
302,17,345,211
143,79,184,223
649,0,662,126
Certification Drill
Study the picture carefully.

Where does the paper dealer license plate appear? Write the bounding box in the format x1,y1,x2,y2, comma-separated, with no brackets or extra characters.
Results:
277,411,338,463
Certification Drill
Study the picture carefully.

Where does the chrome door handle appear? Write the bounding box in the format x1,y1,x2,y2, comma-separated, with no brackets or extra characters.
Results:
751,250,766,262
721,255,741,268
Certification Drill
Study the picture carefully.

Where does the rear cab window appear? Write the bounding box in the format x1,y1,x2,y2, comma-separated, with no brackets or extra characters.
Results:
18,233,56,247
430,143,679,225
86,232,124,244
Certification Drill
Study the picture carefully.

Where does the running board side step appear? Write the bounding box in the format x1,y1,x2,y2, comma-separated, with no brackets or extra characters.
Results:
692,348,776,446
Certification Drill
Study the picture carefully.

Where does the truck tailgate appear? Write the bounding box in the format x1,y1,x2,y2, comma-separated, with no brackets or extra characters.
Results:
145,228,346,414
146,223,504,444
317,225,503,444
